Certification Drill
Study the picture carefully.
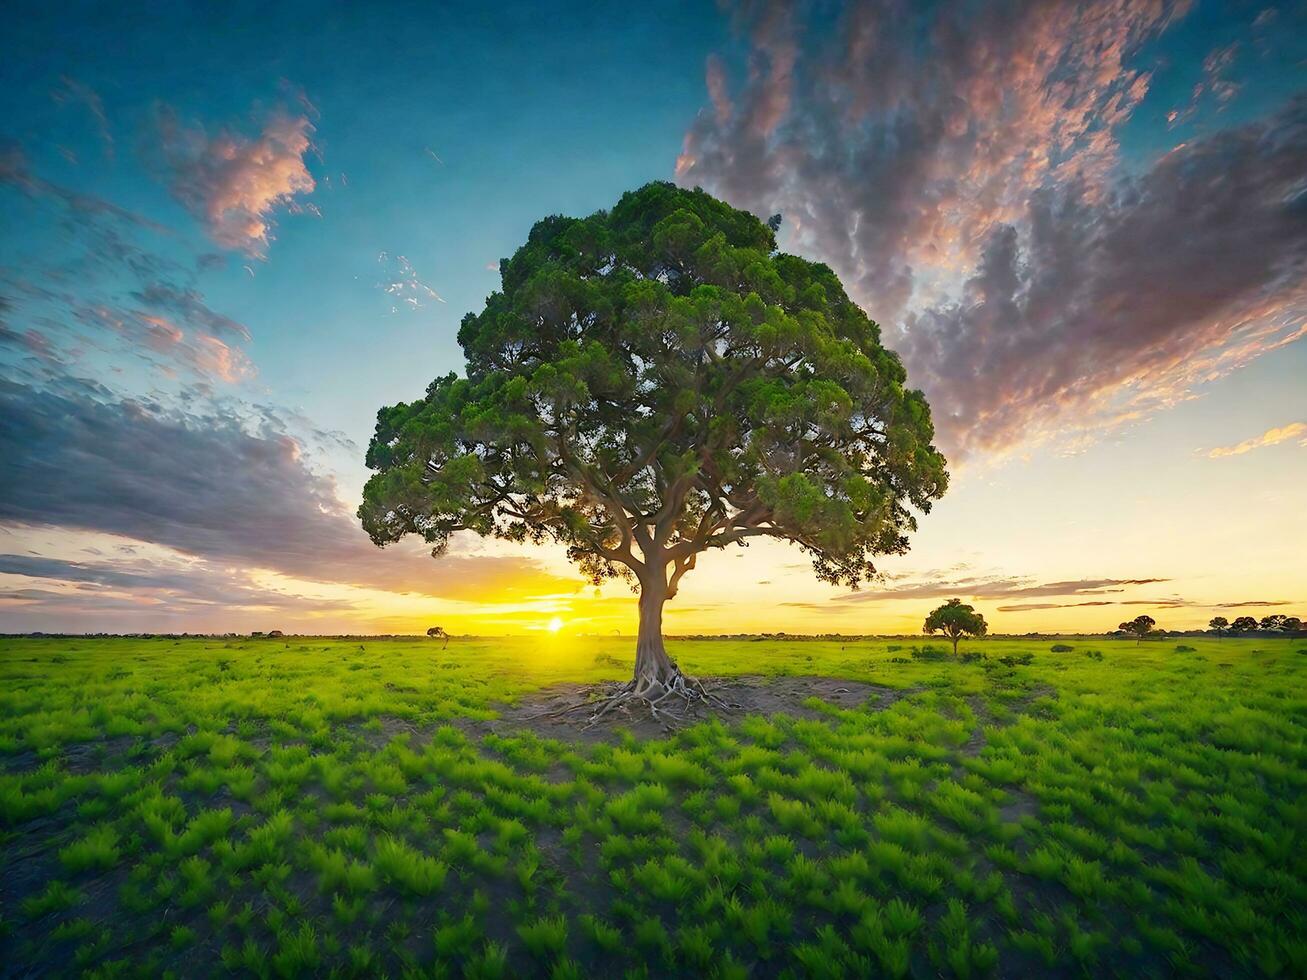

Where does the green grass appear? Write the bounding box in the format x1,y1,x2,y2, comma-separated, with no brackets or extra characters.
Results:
1,634,1304,976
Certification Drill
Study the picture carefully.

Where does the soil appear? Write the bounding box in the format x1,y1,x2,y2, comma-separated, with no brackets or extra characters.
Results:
474,674,915,742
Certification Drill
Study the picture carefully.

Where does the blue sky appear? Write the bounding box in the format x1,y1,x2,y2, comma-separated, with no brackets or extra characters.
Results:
1,0,1304,634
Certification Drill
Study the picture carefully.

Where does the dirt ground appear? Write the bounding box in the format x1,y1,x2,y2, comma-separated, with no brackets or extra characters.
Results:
475,674,914,741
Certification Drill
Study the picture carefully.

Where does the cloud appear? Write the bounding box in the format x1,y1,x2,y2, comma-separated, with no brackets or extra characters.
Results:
0,553,340,611
51,76,114,159
157,106,316,257
0,138,165,234
0,322,59,363
997,598,1295,612
131,282,251,341
72,306,254,383
0,378,581,602
1217,599,1293,608
826,575,1169,604
1,144,257,386
377,252,445,312
678,2,1307,459
1208,421,1307,458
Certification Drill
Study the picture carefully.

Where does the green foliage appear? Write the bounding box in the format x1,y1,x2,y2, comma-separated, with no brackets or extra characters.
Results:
58,824,120,872
517,914,568,959
1119,615,1158,641
373,836,448,895
923,599,988,652
359,182,948,642
1,634,1303,976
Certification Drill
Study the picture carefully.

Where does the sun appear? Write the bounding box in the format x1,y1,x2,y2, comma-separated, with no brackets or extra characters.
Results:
546,616,564,633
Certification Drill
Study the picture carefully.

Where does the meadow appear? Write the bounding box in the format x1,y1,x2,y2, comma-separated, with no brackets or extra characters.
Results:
1,634,1303,978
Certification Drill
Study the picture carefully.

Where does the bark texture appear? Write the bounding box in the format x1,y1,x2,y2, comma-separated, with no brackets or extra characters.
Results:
569,567,734,729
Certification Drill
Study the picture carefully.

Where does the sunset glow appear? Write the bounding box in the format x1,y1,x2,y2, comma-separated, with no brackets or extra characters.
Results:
0,2,1303,638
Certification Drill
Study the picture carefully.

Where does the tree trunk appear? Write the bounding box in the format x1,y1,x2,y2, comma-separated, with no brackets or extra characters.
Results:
951,634,959,656
633,577,676,689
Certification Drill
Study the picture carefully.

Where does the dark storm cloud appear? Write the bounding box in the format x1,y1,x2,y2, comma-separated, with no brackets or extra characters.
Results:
0,378,580,601
677,0,1307,457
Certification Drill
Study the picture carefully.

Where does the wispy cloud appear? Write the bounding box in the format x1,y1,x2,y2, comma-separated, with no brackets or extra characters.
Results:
827,575,1169,604
157,105,317,257
1,143,258,387
51,76,114,159
679,2,1306,460
1208,421,1307,458
377,252,445,312
0,377,579,603
998,598,1293,612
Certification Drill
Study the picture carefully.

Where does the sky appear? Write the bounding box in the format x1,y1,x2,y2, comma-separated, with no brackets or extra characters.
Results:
1,0,1304,637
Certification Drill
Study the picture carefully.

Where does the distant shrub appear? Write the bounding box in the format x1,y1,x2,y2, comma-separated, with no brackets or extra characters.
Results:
1084,650,1103,661
998,653,1033,666
886,645,902,652
1174,645,1196,653
959,651,987,663
909,645,949,661
1050,644,1074,653
889,657,910,664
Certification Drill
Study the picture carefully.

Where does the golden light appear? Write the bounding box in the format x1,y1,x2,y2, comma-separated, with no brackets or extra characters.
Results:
547,616,565,633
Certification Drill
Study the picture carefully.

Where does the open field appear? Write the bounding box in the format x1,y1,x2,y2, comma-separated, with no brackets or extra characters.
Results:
1,635,1304,977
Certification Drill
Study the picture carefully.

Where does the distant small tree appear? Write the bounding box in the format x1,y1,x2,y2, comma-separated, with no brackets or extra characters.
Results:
426,626,449,648
1281,616,1303,633
1118,615,1157,644
923,599,987,655
1259,614,1287,631
1208,616,1229,639
1230,615,1258,634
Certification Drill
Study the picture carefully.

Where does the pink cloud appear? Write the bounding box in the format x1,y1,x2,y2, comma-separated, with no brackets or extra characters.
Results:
158,106,316,257
678,1,1305,460
1208,421,1307,459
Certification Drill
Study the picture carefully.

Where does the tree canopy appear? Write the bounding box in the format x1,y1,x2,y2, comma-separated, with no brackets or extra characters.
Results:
1118,614,1157,643
359,182,947,703
923,598,987,655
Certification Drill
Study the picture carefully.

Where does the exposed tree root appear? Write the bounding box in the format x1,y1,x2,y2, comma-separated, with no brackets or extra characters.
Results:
532,667,739,730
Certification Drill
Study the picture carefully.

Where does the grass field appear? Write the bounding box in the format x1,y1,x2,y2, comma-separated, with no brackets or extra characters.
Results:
1,634,1304,977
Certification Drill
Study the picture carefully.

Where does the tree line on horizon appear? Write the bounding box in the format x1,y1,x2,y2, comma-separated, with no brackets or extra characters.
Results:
1207,614,1303,636
916,602,1305,655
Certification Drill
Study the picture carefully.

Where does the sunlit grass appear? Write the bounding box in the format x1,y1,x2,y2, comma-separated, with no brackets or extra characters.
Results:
1,634,1304,975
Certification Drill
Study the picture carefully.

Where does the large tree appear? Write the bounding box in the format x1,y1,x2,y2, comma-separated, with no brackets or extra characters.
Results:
360,183,947,713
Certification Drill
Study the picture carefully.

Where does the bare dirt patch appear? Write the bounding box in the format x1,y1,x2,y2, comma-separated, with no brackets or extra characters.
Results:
476,674,914,742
